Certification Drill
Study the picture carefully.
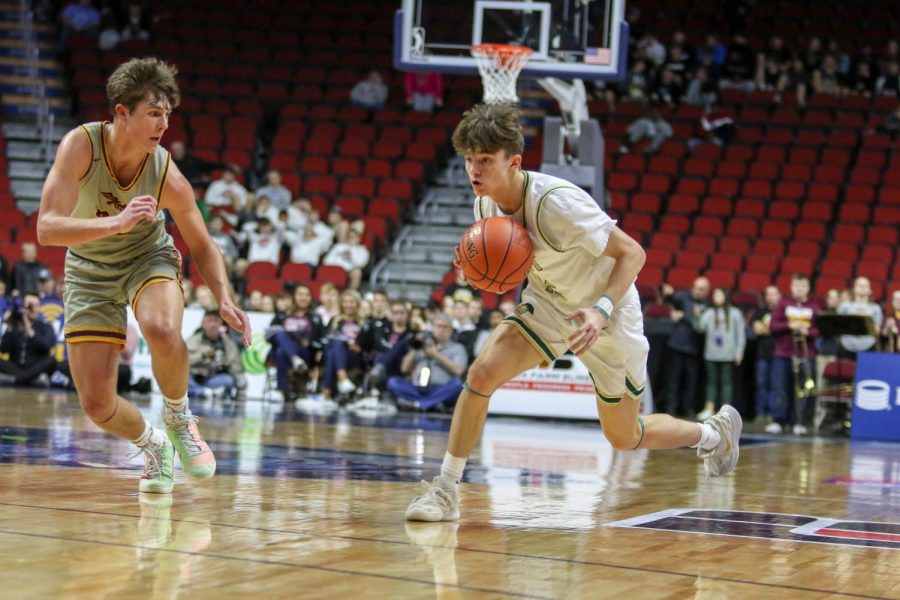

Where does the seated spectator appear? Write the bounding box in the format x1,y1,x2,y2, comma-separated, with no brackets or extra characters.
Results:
696,34,727,78
204,168,248,211
386,313,467,412
319,290,365,400
11,243,47,297
688,103,735,151
255,170,292,211
208,214,240,261
812,55,845,96
351,70,389,110
618,104,673,155
877,104,900,139
362,300,415,397
58,0,100,52
881,289,900,353
190,284,218,312
846,60,876,97
241,217,284,266
267,285,324,400
837,277,883,355
119,2,149,43
285,224,328,266
326,205,351,245
719,34,756,93
684,66,718,110
37,269,63,307
187,311,246,400
287,196,312,230
443,267,480,305
169,140,233,187
450,300,475,333
650,67,684,107
322,228,370,290
405,71,444,112
315,282,341,324
0,292,57,386
776,57,811,107
694,288,746,421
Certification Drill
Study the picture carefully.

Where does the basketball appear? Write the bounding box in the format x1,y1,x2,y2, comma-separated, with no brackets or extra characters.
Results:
456,217,533,294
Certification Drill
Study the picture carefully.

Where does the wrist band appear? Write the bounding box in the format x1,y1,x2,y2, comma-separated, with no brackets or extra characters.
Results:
594,295,614,320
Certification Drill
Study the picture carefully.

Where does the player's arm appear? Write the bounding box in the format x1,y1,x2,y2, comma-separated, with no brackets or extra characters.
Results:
160,162,252,346
37,128,156,246
598,226,646,305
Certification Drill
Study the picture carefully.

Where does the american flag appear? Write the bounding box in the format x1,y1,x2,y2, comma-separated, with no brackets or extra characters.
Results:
584,47,612,65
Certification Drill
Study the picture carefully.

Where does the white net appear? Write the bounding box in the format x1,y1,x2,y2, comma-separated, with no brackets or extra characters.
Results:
471,44,532,105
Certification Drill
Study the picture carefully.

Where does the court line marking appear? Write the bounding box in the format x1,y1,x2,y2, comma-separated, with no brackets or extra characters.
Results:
0,527,548,599
0,500,888,599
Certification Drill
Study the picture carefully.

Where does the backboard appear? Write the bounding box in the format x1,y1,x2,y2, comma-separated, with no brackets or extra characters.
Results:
394,0,628,80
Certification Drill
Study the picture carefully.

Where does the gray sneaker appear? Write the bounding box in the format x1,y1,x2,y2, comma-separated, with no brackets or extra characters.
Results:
405,477,460,522
698,405,742,478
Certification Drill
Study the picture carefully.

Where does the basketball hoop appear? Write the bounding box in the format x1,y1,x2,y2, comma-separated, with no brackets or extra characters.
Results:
471,43,533,105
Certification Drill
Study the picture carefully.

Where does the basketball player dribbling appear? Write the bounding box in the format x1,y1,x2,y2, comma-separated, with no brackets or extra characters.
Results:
406,103,742,521
36,58,251,494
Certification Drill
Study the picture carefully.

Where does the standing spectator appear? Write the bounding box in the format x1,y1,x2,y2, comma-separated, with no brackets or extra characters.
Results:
204,168,248,211
0,292,57,386
322,228,369,290
405,72,444,112
186,311,246,400
387,313,467,412
837,277,883,354
350,70,389,110
750,286,781,427
881,289,900,353
255,170,292,211
10,243,47,296
315,282,341,325
618,104,674,155
241,217,283,266
769,274,819,435
266,284,324,400
662,277,710,417
694,288,746,421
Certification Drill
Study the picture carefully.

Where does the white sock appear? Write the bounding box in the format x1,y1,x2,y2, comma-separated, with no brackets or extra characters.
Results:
690,423,721,450
164,394,189,414
439,452,467,487
132,421,167,448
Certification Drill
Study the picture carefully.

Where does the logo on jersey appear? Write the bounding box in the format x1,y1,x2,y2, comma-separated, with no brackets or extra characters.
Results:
516,303,534,317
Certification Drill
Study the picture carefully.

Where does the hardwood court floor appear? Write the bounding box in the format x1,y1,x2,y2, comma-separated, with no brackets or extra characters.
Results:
1,388,899,599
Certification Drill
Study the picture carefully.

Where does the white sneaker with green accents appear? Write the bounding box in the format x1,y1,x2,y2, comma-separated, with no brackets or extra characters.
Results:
697,405,742,478
405,477,460,522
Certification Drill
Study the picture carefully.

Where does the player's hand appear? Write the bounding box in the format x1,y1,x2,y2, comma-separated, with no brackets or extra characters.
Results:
564,307,607,356
219,302,252,347
116,195,157,233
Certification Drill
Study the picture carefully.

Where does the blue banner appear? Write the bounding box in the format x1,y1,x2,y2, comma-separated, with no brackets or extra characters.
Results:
851,352,900,441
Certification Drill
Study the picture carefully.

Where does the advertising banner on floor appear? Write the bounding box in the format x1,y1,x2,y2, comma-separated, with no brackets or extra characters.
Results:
850,352,900,441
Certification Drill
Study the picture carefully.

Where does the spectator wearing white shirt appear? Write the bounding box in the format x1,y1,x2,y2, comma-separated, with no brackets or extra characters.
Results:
350,70,389,110
285,225,328,266
322,228,370,290
242,218,284,266
208,214,239,260
287,197,312,230
205,169,248,210
250,194,280,227
307,208,334,251
255,170,293,211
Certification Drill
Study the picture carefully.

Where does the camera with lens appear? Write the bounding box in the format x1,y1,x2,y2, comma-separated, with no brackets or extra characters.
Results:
6,305,24,326
409,331,434,350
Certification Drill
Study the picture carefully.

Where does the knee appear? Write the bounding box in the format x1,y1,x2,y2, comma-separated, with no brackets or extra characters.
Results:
79,392,116,423
603,423,642,451
465,361,499,397
141,318,181,348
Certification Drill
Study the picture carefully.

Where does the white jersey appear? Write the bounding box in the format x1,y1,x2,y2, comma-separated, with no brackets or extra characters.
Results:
473,171,638,314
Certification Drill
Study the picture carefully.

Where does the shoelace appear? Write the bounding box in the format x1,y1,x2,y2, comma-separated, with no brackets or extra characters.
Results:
168,412,205,457
128,444,162,479
415,480,454,511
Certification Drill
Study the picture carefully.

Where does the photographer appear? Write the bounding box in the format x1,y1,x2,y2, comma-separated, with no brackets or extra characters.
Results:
386,313,467,411
0,291,58,386
187,311,247,400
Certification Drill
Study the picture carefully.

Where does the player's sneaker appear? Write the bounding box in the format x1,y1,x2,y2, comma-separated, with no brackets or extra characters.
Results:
165,409,216,481
133,439,175,494
405,477,460,522
698,405,742,478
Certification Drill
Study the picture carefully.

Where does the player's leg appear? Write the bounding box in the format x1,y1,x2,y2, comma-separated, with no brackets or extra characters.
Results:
134,278,215,481
406,322,544,522
68,341,174,493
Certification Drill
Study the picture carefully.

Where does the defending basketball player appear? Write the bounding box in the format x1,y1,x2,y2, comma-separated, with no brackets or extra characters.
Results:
36,58,251,494
406,103,741,521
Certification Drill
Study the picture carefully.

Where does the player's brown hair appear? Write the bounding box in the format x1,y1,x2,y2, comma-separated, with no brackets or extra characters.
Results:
452,103,524,158
106,57,180,116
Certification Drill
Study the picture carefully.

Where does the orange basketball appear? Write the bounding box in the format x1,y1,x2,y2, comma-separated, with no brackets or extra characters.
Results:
456,217,534,294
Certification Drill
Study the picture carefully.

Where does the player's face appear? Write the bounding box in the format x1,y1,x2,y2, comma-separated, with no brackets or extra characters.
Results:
122,94,171,152
464,149,520,196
